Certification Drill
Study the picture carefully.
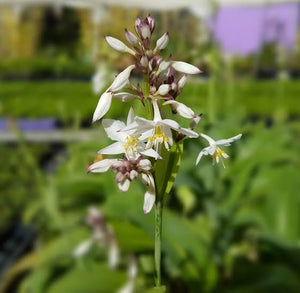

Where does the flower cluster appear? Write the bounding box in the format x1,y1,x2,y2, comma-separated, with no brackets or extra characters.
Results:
88,15,241,214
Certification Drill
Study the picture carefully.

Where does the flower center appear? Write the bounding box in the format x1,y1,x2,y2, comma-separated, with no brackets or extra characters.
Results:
123,135,139,153
212,148,226,160
148,126,168,143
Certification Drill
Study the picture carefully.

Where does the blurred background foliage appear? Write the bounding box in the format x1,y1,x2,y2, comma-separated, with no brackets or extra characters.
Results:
1,3,300,293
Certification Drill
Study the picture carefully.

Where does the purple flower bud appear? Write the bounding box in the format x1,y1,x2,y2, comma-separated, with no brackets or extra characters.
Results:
135,16,153,41
146,15,155,32
125,29,139,46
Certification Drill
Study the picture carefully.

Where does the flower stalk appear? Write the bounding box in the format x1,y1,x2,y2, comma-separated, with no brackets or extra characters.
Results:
154,198,163,287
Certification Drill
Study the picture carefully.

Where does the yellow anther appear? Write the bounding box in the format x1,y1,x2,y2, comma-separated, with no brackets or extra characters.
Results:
123,136,139,152
212,149,226,160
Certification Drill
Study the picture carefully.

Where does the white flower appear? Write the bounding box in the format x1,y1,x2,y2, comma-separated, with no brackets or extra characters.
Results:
98,108,161,160
172,61,202,75
105,36,136,55
196,133,242,167
123,100,198,153
92,65,136,122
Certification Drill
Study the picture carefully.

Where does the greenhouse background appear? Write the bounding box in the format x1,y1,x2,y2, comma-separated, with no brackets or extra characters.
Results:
0,0,300,292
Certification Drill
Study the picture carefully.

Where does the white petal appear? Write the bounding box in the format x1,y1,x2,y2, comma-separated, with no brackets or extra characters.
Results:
102,119,126,141
93,92,113,122
155,32,169,51
118,179,131,192
139,148,161,160
207,145,216,155
143,174,156,214
98,142,124,155
113,92,139,102
109,65,135,92
196,150,205,165
161,124,173,146
222,152,229,159
163,100,195,119
200,133,216,145
139,129,154,141
172,61,202,75
88,159,117,173
123,117,155,134
105,36,135,55
73,239,93,258
157,84,170,96
161,119,198,138
215,134,242,146
127,107,135,125
108,240,120,269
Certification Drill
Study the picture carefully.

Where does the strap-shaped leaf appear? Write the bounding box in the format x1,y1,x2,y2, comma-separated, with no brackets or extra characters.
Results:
154,141,183,198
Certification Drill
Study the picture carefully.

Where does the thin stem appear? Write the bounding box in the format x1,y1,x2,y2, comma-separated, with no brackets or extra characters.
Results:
154,198,163,287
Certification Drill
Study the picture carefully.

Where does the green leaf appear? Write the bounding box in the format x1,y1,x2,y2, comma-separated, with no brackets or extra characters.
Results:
154,141,183,198
46,263,127,293
112,221,153,253
144,286,167,293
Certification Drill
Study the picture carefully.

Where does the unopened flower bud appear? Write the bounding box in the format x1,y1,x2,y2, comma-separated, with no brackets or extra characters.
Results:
140,55,148,68
155,32,169,51
141,25,151,39
138,159,152,171
171,82,177,91
146,15,155,32
130,170,138,180
125,29,139,46
178,75,187,89
109,64,135,92
157,84,170,96
105,36,135,55
172,61,202,75
156,61,170,75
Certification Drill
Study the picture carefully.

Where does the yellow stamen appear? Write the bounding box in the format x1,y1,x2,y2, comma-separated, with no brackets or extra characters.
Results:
147,126,169,143
123,135,139,152
212,149,226,160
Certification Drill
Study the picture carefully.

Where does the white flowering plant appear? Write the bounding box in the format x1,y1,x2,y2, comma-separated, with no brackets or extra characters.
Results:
88,15,241,290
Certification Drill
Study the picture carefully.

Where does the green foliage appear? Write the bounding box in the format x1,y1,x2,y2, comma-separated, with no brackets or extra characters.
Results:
1,79,300,292
1,81,300,122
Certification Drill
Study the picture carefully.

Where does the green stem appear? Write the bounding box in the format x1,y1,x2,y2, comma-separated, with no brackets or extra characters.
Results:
154,198,163,287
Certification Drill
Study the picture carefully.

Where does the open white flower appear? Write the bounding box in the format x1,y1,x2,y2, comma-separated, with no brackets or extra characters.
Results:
196,133,242,167
98,108,160,160
123,100,198,154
